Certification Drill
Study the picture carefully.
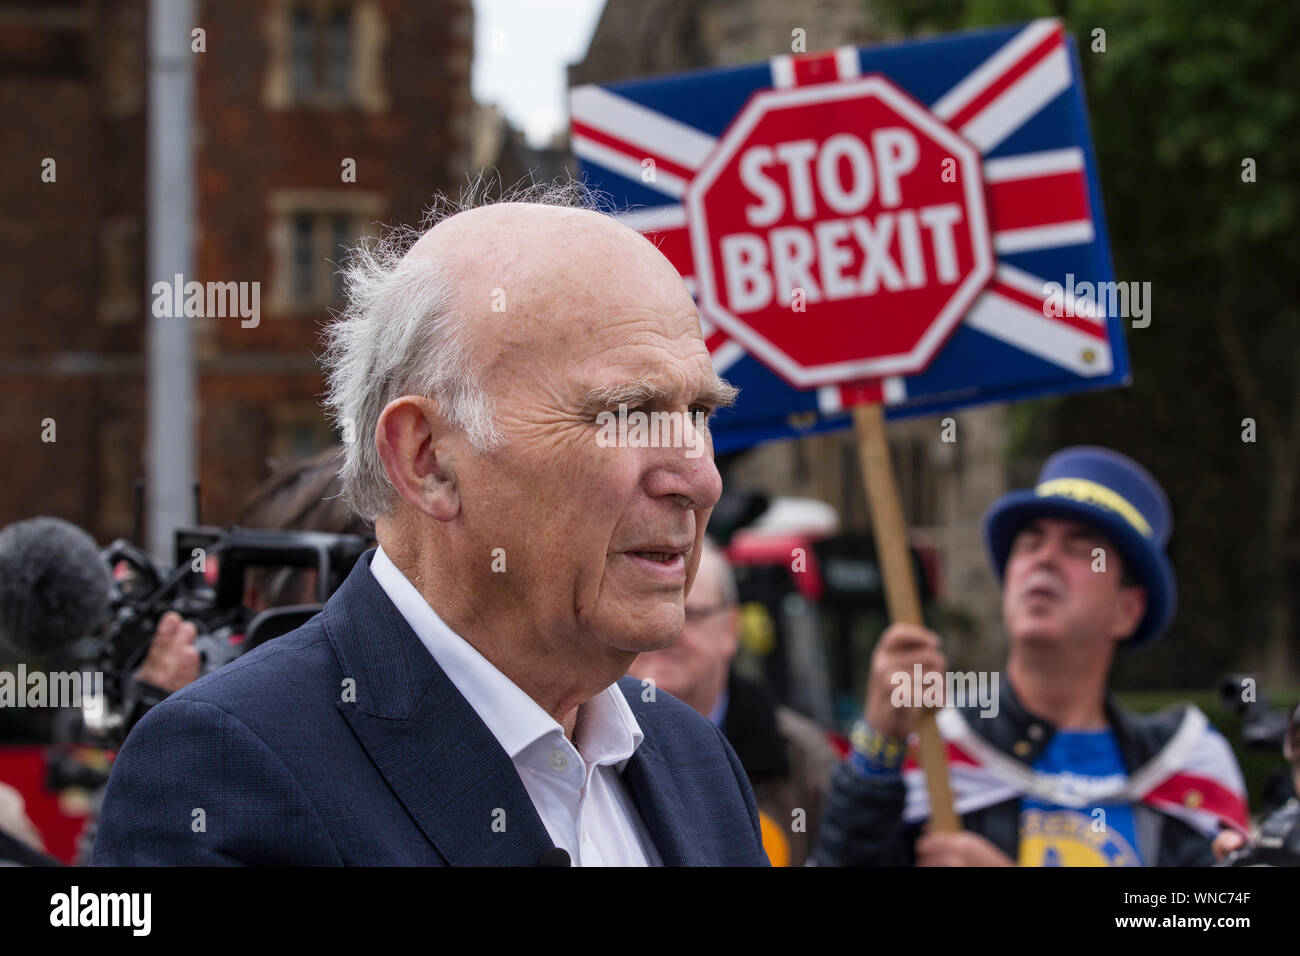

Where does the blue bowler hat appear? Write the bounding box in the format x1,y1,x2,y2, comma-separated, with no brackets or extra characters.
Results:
983,446,1176,648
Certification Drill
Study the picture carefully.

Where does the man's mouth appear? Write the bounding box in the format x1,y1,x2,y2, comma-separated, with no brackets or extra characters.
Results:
1022,582,1065,603
621,544,690,580
622,540,691,561
629,551,679,563
1020,571,1066,603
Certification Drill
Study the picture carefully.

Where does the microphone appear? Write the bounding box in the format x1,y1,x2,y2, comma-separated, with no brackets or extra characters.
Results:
537,847,571,867
0,517,111,656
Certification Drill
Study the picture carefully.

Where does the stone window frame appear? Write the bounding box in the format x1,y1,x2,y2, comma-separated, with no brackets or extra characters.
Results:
263,0,388,113
267,190,385,315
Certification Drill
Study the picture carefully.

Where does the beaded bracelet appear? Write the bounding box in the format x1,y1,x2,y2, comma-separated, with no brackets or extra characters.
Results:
849,719,908,776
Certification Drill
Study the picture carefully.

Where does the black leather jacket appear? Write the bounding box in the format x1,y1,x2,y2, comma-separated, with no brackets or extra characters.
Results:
813,682,1228,866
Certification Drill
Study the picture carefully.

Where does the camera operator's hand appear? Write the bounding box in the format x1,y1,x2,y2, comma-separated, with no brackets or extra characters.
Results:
0,781,45,853
133,611,200,694
1212,828,1247,862
865,622,948,741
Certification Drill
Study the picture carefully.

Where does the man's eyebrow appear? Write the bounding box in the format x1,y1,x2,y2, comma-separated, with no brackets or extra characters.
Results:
578,378,739,414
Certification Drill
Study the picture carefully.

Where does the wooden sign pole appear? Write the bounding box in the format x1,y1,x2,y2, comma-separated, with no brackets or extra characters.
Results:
852,403,960,832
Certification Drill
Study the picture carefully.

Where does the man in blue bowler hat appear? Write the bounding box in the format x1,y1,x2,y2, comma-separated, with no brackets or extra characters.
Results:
815,446,1250,867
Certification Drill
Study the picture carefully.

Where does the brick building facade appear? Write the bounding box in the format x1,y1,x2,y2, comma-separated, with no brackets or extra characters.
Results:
1,0,474,545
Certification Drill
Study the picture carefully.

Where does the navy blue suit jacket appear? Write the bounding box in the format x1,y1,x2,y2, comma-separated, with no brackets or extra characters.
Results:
91,550,768,866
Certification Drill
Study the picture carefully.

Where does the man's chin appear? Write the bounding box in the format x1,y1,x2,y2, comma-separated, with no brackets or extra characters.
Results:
1011,626,1067,648
597,615,683,655
616,628,681,655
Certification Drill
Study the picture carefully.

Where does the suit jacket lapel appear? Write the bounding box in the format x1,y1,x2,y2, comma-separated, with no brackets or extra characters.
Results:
621,737,706,866
323,551,555,866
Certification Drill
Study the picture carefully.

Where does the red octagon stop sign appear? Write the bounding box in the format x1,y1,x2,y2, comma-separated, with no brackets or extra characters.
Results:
685,75,994,388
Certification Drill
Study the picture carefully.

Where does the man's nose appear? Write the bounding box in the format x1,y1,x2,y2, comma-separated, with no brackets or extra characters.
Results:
1027,533,1069,570
643,440,723,511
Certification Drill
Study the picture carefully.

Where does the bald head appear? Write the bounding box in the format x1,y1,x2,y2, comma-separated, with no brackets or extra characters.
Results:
404,202,697,387
407,201,653,267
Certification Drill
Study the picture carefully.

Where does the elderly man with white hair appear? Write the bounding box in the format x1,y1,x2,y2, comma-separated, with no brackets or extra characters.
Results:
91,185,767,866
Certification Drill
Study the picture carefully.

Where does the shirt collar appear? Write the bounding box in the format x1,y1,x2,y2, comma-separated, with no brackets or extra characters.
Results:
368,544,644,766
572,680,644,769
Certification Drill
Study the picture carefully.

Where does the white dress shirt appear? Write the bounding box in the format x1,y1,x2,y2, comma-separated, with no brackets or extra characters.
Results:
369,545,663,866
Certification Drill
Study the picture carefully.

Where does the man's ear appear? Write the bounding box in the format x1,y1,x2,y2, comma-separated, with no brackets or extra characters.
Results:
375,395,460,522
1108,583,1147,643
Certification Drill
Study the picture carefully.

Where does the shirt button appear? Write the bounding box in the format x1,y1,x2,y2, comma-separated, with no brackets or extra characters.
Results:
548,751,568,772
1027,724,1045,740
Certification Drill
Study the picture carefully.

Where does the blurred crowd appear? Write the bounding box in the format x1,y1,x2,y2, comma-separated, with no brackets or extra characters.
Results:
1,443,1297,867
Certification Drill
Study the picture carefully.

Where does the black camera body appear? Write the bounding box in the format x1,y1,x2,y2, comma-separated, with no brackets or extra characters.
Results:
82,526,368,743
1218,800,1300,867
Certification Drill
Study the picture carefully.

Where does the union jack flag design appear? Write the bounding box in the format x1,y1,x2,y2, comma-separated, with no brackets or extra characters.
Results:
901,707,1250,845
570,19,1131,452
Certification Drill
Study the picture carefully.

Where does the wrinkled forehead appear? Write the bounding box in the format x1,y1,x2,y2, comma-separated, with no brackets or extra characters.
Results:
532,309,721,417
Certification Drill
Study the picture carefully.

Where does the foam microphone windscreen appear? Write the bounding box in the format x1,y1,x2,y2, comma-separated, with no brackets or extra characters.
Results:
0,516,111,657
